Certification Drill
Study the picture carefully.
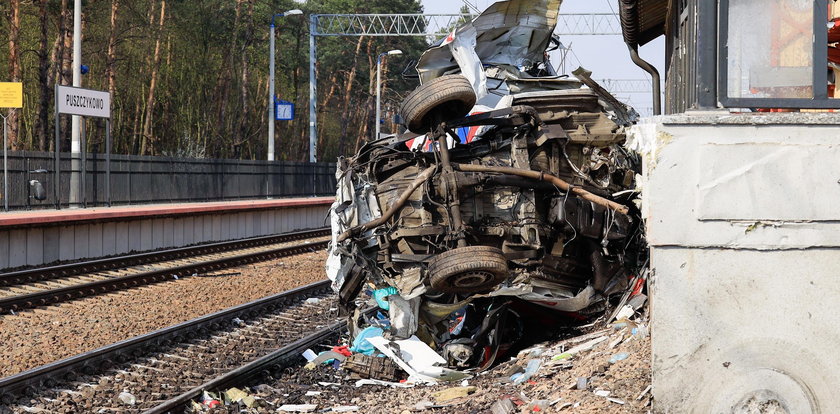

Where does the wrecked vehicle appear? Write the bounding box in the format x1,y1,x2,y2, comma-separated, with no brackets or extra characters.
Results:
326,0,646,375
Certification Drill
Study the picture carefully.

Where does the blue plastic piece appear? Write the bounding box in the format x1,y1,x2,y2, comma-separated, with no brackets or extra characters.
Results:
372,287,399,310
349,326,384,356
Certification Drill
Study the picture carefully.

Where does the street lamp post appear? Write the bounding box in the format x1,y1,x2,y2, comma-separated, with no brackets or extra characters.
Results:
375,49,402,140
268,9,303,161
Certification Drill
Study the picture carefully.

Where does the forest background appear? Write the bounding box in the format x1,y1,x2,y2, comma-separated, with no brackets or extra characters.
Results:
0,0,442,162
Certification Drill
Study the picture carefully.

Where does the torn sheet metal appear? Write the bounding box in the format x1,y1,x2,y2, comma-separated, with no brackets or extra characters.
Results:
416,0,563,84
367,335,471,384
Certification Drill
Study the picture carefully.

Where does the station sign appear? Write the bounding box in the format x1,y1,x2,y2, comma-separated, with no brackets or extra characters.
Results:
57,85,111,118
0,82,23,108
275,100,294,121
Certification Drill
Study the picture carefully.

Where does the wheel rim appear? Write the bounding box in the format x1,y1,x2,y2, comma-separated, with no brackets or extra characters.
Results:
450,271,495,288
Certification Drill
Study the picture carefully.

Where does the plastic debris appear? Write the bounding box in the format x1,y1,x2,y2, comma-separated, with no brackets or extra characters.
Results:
277,404,318,412
304,391,321,396
302,349,318,362
594,389,611,397
117,390,136,405
305,297,321,304
200,391,220,408
231,317,245,327
348,326,384,355
576,377,588,390
511,359,542,385
372,287,399,310
608,397,627,405
431,386,477,403
609,352,630,364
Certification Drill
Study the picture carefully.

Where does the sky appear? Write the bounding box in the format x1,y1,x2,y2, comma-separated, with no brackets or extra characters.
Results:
419,0,665,115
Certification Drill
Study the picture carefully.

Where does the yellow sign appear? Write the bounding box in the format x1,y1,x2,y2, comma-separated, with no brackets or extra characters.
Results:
0,82,23,108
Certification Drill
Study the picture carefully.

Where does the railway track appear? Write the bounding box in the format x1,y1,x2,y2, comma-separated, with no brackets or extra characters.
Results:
0,228,330,312
0,280,344,412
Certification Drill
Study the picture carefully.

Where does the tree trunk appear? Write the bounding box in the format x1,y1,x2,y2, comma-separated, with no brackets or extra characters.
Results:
238,0,254,151
106,0,119,100
141,0,166,155
35,0,50,151
337,36,366,157
7,0,21,149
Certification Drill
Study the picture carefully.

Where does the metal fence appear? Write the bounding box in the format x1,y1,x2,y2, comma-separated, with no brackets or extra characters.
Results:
1,151,337,211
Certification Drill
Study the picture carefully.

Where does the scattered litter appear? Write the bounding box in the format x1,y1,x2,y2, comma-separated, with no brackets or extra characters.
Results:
575,377,588,390
526,400,550,411
231,317,245,327
304,391,321,396
491,398,516,414
354,379,414,388
318,382,341,387
607,397,627,405
556,402,573,410
431,386,477,403
117,390,136,405
613,305,635,321
637,384,652,400
302,349,317,362
327,406,361,412
348,326,384,356
305,298,321,304
552,336,608,361
511,359,542,384
277,404,318,412
593,389,611,397
223,387,248,402
609,352,630,364
200,391,220,408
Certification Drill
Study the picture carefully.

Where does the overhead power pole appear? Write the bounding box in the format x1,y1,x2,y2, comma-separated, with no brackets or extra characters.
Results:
69,0,82,207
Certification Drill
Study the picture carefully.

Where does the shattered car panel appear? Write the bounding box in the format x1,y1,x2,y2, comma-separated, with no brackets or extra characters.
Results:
326,0,646,373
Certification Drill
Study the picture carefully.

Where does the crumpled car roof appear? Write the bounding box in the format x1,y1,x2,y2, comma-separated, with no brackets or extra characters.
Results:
416,0,563,83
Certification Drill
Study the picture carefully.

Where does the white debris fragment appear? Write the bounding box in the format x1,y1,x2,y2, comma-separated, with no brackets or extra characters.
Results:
305,298,321,304
304,391,321,396
594,389,611,397
277,404,318,412
328,406,361,412
608,397,626,405
354,379,414,388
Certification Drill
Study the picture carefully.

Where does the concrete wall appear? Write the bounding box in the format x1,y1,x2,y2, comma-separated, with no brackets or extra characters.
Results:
630,113,840,414
0,205,327,270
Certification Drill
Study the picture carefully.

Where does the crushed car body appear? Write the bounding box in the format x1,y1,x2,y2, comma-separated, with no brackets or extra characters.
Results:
325,0,647,375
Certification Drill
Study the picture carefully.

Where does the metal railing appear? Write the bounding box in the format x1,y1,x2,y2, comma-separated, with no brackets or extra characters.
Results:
1,151,337,211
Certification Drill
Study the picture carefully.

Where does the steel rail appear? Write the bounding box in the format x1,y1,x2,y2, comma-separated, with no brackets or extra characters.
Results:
0,238,329,312
0,280,333,403
0,227,330,287
145,320,346,413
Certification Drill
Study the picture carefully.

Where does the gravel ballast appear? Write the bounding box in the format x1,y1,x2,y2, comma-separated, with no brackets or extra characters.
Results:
0,251,327,377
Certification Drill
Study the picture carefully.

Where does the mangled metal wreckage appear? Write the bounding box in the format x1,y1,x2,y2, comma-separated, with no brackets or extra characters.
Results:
326,0,646,374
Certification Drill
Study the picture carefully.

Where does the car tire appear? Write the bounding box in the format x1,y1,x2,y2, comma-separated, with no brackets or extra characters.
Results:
400,75,477,134
428,246,509,293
